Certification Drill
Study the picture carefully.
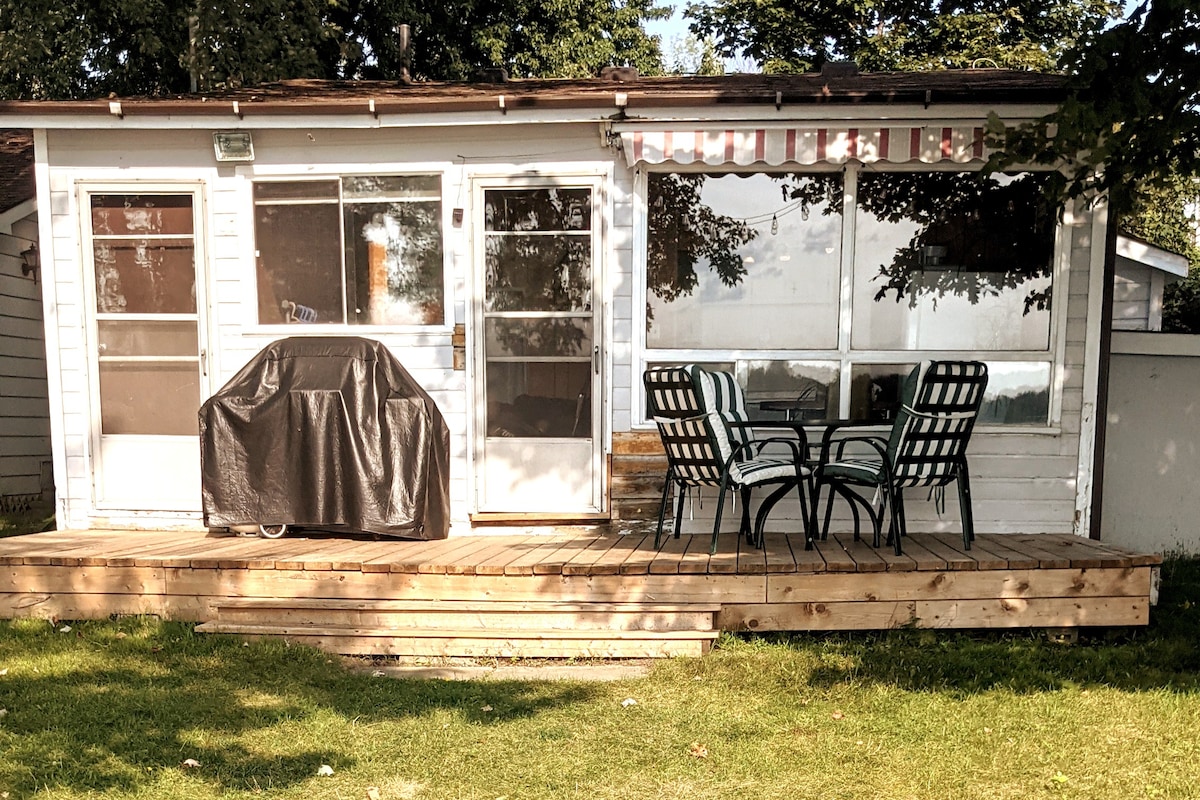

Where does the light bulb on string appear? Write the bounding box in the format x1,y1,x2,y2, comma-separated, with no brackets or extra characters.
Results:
770,213,778,235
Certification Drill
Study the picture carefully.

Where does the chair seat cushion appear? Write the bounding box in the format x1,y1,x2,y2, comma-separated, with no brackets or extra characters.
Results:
736,457,812,485
821,458,883,485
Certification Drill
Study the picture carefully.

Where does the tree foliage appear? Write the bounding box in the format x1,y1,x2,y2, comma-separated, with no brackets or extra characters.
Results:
684,0,1117,74
0,0,668,99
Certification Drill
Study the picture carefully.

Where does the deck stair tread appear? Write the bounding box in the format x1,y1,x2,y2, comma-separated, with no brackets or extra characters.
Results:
210,598,722,612
195,622,720,640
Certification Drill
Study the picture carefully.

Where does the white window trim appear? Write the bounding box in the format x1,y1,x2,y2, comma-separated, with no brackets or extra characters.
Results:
632,162,1070,434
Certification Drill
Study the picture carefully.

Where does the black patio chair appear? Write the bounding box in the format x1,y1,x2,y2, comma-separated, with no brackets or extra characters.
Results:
810,361,988,555
644,365,813,554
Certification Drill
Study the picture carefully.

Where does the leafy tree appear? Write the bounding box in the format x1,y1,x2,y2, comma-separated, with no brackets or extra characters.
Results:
987,0,1200,330
684,0,1117,74
0,0,668,99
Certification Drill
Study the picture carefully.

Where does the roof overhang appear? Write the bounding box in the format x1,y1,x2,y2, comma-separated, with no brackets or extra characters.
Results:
1116,234,1190,278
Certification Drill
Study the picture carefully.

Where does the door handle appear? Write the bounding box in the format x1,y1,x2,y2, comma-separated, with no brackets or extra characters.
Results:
593,345,600,375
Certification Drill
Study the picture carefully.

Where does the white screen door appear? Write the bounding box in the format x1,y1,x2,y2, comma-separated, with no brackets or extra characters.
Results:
473,180,604,515
84,189,208,511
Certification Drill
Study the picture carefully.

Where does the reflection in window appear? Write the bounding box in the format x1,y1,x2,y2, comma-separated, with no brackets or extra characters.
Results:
90,195,196,315
850,362,1051,425
744,361,840,422
646,172,843,350
252,177,444,325
853,172,1055,350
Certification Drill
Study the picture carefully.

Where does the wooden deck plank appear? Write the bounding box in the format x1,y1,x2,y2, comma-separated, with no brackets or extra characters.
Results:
737,531,767,575
361,538,446,573
895,537,948,571
504,536,575,576
832,533,887,573
875,543,918,572
467,535,545,576
532,536,605,576
227,537,347,571
589,534,649,576
418,536,519,575
1032,535,1141,569
968,535,1040,570
183,536,303,569
1069,537,1162,567
562,535,627,577
785,534,828,573
999,534,1074,569
326,540,411,571
930,533,1005,569
811,534,857,572
706,530,740,575
761,532,799,574
648,530,690,575
677,533,715,575
28,535,153,566
619,534,666,575
443,536,532,576
912,534,978,570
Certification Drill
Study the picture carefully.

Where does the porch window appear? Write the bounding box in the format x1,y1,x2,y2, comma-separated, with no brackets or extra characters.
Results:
641,168,1058,426
252,176,445,326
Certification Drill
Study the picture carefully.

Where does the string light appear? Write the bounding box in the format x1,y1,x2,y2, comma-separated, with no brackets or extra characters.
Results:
770,214,778,235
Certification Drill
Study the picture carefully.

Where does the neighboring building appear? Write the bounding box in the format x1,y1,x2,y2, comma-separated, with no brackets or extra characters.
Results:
0,69,1115,538
1112,233,1189,332
0,129,52,510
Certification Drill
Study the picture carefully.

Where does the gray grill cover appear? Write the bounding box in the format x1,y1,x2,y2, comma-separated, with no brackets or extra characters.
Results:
200,336,450,539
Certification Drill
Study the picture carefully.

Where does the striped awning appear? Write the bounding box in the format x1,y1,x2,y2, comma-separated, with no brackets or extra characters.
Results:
619,125,988,167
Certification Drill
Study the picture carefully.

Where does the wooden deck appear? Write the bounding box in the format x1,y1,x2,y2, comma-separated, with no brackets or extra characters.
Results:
0,528,1161,658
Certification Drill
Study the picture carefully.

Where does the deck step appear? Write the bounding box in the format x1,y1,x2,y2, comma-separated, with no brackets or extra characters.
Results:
195,622,719,658
197,598,721,657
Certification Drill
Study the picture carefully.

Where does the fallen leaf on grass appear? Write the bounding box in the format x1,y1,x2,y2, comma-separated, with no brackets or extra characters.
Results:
372,670,387,678
0,668,8,676
317,764,335,777
688,741,708,759
366,788,381,800
58,626,71,633
0,709,8,718
480,705,493,713
831,710,845,720
114,632,127,640
621,698,637,707
181,759,201,768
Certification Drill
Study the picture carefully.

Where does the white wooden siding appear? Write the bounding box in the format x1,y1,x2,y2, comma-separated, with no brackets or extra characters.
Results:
0,213,52,498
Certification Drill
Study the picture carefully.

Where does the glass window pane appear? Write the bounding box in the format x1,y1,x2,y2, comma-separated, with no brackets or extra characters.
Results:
98,320,197,357
486,361,591,438
253,181,339,201
852,172,1055,351
93,239,196,314
90,195,193,236
850,361,1051,425
646,173,843,350
485,235,591,312
485,318,592,358
254,201,343,324
743,360,841,422
345,201,444,325
485,188,591,231
979,362,1051,425
99,361,199,435
342,175,440,199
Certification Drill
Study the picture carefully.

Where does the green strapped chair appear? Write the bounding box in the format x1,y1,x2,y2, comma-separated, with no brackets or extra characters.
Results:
810,361,988,555
643,365,814,554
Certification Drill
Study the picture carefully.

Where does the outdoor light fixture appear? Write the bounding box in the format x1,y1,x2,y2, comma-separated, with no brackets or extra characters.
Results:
212,131,254,162
20,242,39,282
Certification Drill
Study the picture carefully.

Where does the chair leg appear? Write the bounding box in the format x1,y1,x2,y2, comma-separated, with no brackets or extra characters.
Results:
797,477,813,550
884,483,904,556
753,482,794,549
673,483,687,540
957,463,976,550
821,480,837,540
740,487,753,543
710,480,730,555
655,468,673,549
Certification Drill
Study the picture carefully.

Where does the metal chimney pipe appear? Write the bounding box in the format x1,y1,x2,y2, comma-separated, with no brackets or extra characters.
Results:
397,24,412,84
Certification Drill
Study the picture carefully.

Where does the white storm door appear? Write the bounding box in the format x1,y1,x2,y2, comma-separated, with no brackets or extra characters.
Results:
84,189,209,511
474,181,604,514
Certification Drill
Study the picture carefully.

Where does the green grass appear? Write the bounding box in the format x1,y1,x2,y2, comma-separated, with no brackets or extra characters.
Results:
2,559,1200,800
0,502,55,538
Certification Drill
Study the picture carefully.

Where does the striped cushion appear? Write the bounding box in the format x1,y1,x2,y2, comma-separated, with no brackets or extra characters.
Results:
644,365,705,419
885,361,988,488
696,369,752,451
822,458,884,484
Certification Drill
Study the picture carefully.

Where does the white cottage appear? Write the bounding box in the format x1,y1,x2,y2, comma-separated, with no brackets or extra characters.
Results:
0,68,1112,540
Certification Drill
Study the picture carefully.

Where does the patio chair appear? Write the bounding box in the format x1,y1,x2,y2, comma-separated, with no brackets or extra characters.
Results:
810,361,988,555
643,366,813,554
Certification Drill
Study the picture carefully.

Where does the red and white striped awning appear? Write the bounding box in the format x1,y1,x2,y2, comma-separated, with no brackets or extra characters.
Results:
619,125,988,167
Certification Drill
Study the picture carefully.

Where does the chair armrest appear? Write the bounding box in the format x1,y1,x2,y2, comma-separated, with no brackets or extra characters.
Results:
728,420,810,461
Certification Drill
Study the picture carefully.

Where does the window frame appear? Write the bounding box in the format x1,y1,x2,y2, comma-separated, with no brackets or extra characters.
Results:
248,170,452,331
633,161,1072,433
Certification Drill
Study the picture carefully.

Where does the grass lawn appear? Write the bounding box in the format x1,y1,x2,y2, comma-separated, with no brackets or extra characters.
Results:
1,560,1198,800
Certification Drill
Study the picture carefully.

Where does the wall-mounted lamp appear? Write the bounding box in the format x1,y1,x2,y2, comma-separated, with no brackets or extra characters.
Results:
213,131,254,162
20,242,39,282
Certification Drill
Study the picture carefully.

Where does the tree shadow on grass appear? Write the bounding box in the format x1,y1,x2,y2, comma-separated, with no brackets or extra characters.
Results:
737,558,1200,697
0,619,602,797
